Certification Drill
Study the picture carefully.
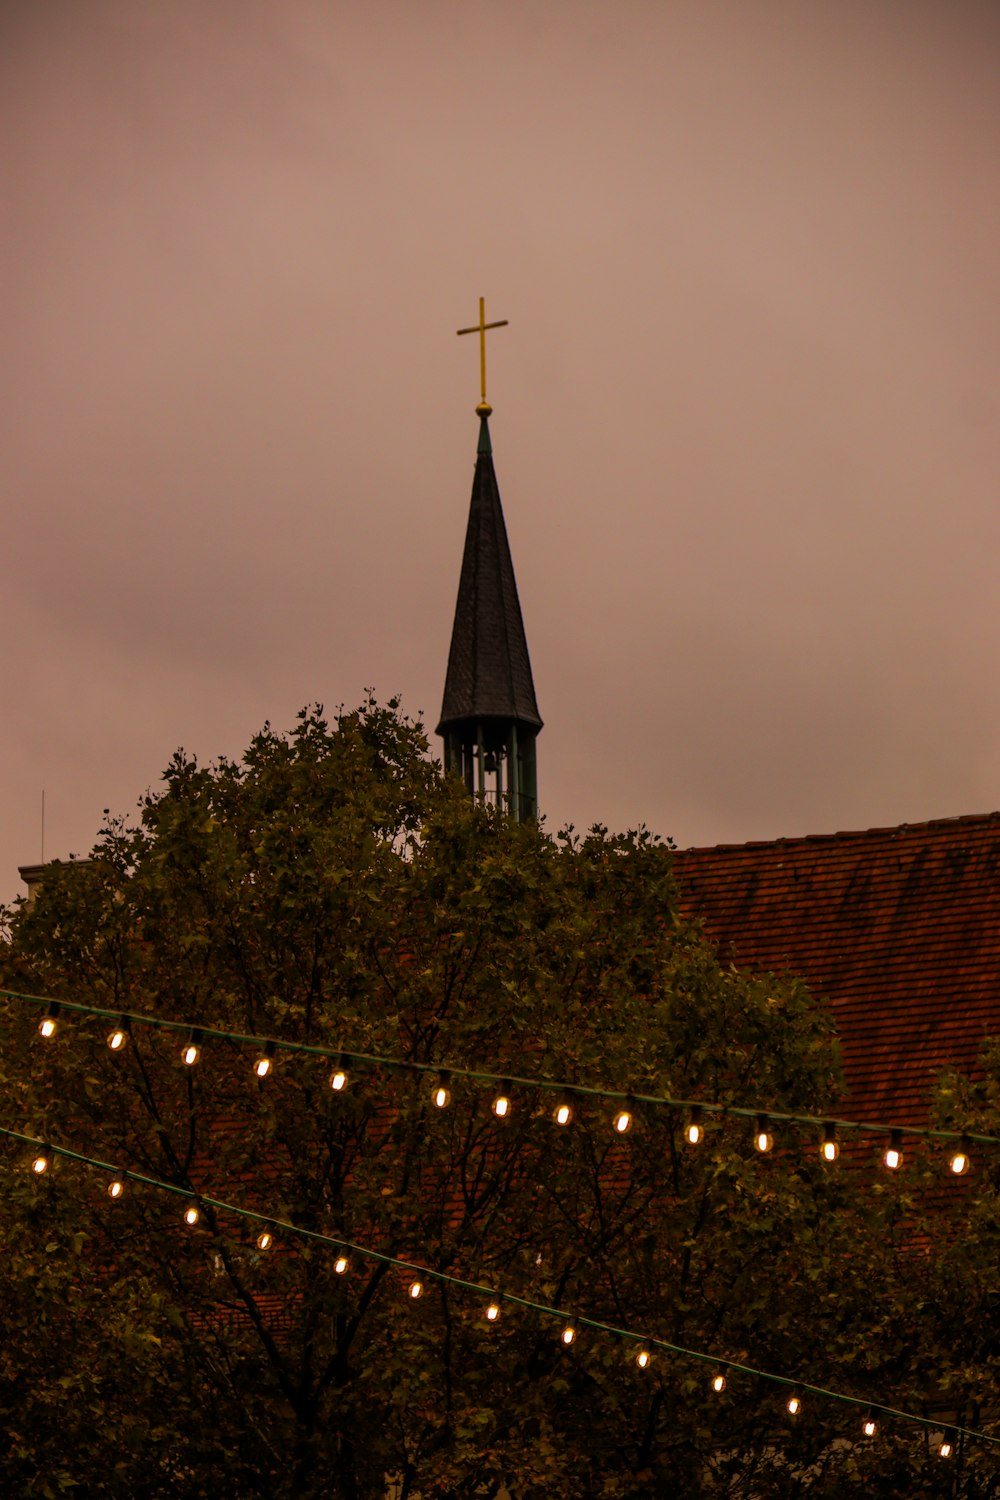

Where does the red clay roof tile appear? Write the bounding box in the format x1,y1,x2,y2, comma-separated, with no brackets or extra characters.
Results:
673,812,1000,1126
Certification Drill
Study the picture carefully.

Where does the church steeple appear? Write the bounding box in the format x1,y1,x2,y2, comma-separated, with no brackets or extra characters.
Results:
437,387,542,820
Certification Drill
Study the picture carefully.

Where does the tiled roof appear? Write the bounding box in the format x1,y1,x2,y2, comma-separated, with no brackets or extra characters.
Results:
673,813,1000,1127
436,418,542,735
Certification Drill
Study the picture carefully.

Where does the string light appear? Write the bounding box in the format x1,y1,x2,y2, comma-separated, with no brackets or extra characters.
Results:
613,1102,634,1135
333,1254,349,1275
821,1122,839,1162
30,1146,51,1174
685,1106,704,1146
107,1175,126,1200
107,1017,130,1052
485,1300,501,1323
754,1116,774,1154
38,1002,60,1039
1,1119,997,1462
408,1279,424,1299
492,1082,512,1119
862,1407,878,1438
256,1229,274,1251
884,1130,903,1172
949,1136,971,1176
181,1029,202,1067
7,988,996,1182
634,1346,653,1369
432,1072,452,1110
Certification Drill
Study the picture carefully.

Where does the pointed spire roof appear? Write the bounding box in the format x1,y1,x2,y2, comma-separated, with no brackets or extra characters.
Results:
437,415,542,735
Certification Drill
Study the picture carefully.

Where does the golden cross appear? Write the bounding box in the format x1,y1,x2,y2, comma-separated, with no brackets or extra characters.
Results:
456,297,508,414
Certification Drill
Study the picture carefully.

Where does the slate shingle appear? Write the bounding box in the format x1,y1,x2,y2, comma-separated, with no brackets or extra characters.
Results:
436,422,542,735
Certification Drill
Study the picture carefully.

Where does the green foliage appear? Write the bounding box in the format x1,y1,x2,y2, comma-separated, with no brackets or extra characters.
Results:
0,701,997,1496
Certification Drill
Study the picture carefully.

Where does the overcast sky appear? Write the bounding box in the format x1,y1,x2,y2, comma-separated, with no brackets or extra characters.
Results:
2,0,998,903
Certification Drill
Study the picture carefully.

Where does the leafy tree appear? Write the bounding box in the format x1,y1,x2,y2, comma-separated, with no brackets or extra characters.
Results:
1,700,997,1496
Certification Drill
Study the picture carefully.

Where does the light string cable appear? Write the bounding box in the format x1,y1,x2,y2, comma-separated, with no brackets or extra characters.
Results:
3,984,996,1158
4,1120,997,1454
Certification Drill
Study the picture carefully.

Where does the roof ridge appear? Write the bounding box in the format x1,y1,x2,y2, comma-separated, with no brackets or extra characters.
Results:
677,809,1000,857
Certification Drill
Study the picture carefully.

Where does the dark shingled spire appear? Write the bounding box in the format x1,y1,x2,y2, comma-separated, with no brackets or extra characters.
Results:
437,414,541,818
438,416,541,731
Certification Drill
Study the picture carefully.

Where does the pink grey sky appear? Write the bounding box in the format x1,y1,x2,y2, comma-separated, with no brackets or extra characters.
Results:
2,0,998,903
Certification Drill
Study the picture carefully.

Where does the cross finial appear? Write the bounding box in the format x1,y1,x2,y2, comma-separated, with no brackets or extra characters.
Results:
456,297,509,416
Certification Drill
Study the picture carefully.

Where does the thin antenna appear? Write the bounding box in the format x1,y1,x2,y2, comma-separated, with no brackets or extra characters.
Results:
41,790,45,864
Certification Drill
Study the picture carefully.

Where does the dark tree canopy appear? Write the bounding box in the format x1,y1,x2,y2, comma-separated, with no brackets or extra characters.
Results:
1,702,998,1497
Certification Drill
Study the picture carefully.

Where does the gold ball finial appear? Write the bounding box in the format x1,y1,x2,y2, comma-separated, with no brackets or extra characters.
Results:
476,401,493,417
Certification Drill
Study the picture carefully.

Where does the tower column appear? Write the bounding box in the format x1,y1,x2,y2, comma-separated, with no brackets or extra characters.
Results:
437,312,542,821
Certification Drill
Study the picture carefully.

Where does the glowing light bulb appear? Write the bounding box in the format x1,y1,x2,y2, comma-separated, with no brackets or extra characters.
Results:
485,1301,501,1323
38,1004,60,1038
181,1033,202,1066
330,1068,348,1092
884,1131,903,1171
256,1229,273,1251
862,1409,877,1438
254,1043,275,1079
634,1347,652,1369
685,1108,704,1146
31,1150,50,1175
432,1073,451,1109
613,1109,633,1135
107,1021,129,1052
754,1116,773,1154
184,1204,200,1226
560,1322,576,1346
334,1255,349,1275
492,1089,511,1119
554,1101,573,1126
408,1280,424,1300
939,1436,954,1459
108,1176,125,1200
949,1138,971,1176
786,1392,801,1416
821,1123,839,1162
711,1371,727,1394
